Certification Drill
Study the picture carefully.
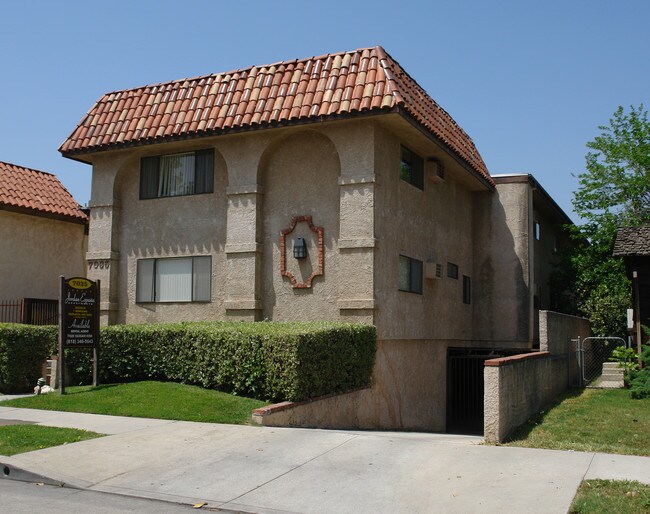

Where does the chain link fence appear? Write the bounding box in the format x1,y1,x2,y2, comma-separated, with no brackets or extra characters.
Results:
573,336,628,387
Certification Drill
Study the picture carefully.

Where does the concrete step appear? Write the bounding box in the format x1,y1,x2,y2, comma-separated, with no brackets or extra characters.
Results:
602,362,624,371
598,380,625,389
602,370,624,379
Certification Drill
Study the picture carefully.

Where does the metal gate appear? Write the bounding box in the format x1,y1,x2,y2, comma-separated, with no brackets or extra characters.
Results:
0,298,58,325
572,336,627,387
447,348,518,434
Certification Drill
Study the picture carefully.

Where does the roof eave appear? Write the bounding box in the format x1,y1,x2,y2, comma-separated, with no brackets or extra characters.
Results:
59,107,399,161
0,203,89,225
395,106,494,190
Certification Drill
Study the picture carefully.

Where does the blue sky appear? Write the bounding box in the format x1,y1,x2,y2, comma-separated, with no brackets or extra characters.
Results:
2,0,648,222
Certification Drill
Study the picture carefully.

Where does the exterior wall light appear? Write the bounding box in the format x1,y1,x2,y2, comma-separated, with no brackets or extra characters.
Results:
293,237,307,259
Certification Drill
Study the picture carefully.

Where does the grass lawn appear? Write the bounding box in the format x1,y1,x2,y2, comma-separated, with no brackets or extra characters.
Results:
1,381,270,425
0,424,103,456
504,388,650,456
570,479,650,513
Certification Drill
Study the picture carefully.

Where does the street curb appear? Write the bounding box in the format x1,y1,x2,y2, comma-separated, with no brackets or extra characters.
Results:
0,456,88,489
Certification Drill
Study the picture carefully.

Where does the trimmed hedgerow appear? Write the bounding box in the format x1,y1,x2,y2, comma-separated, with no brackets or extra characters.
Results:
60,321,376,402
0,323,58,393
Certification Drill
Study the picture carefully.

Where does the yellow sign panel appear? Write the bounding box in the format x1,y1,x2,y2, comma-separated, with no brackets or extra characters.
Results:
67,277,92,290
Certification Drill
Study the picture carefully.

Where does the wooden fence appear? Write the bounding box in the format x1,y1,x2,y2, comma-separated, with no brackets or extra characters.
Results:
0,299,58,325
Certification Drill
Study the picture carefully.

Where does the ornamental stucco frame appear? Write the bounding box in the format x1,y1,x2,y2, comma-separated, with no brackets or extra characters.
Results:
279,215,324,289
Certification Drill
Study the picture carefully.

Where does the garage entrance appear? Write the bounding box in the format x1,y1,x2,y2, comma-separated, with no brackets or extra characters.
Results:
447,348,523,434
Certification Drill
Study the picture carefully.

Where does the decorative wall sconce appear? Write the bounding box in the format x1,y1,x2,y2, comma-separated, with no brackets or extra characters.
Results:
280,215,324,289
293,237,307,259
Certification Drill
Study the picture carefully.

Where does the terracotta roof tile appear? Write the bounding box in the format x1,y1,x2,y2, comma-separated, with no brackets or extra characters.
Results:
0,161,88,222
60,46,491,184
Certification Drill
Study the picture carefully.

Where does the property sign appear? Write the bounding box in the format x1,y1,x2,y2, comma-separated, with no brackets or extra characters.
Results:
62,277,99,347
59,276,100,393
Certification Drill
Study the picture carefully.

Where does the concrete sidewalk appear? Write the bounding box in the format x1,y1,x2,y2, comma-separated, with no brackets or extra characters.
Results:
0,405,648,513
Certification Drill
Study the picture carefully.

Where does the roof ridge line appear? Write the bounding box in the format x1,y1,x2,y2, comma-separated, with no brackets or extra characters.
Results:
96,46,383,99
0,160,56,177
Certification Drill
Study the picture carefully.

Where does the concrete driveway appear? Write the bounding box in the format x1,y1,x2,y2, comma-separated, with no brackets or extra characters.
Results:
1,406,648,513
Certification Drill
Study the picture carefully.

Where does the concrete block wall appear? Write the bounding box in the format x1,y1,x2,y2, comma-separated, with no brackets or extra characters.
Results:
484,311,590,443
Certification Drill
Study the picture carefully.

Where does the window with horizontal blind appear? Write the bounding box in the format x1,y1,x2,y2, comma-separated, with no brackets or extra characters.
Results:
140,149,214,199
136,256,211,302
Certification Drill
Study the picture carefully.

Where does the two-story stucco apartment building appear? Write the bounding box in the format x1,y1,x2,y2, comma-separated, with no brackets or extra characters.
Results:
60,46,572,432
0,161,88,305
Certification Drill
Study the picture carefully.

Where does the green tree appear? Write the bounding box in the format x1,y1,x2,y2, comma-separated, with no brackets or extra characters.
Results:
570,105,650,337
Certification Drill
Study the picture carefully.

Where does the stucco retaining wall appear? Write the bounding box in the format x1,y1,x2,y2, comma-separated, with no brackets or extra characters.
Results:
484,310,590,443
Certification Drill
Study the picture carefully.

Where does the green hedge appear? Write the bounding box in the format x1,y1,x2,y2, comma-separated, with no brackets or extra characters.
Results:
1,321,376,402
0,324,58,393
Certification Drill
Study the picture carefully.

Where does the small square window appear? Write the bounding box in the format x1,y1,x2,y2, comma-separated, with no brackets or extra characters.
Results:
399,255,423,294
399,146,424,190
447,262,459,279
463,275,471,304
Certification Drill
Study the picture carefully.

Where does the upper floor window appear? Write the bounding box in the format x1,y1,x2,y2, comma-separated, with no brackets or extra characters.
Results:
399,254,423,294
447,262,459,279
400,146,424,190
533,220,541,241
140,149,214,199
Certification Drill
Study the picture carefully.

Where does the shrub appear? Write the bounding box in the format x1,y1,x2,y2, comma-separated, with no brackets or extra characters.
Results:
0,324,57,393
609,346,639,373
624,345,650,399
60,321,376,402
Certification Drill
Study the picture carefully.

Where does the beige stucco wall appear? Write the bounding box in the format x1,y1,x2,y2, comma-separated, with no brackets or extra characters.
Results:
473,181,532,344
483,310,590,443
260,130,340,321
0,210,87,300
373,124,478,341
81,115,567,433
254,338,452,431
114,145,229,324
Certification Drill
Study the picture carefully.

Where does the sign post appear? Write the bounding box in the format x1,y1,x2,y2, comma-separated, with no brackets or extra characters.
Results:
58,276,100,394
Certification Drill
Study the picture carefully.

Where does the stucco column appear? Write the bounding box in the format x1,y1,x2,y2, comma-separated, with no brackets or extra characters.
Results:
224,186,263,320
221,136,269,321
85,154,126,325
325,123,376,321
86,205,120,325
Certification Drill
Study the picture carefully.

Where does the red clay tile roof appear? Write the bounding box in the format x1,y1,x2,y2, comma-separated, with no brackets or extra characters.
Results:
60,46,491,185
0,161,88,222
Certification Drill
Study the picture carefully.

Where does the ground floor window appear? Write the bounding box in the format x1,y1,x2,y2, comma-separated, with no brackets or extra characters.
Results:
136,256,211,303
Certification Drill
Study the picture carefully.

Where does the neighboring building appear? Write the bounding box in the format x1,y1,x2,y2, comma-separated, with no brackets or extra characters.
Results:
60,46,573,432
613,226,650,328
0,161,88,301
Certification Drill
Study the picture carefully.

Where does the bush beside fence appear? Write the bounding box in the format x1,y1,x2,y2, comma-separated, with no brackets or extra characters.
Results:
0,321,376,401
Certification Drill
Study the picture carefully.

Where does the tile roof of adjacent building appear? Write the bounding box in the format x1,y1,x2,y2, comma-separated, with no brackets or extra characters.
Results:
0,161,88,223
60,46,492,186
613,226,650,256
